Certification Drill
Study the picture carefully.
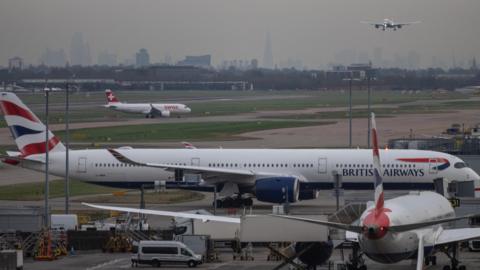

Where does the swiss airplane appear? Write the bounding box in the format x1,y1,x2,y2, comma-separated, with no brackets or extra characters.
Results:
85,114,480,270
1,92,479,209
104,89,191,118
361,18,421,31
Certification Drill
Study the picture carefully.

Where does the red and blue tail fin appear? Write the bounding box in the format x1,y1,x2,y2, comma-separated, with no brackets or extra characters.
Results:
0,92,65,156
371,113,384,211
105,89,120,104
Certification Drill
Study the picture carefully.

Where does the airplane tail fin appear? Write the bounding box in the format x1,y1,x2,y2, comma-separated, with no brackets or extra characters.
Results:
105,89,120,104
371,113,384,211
0,92,65,156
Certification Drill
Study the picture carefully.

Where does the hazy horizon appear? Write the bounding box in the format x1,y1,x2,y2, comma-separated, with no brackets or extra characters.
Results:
1,0,479,69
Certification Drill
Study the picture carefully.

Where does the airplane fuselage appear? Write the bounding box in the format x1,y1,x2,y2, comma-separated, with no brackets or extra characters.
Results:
358,191,455,263
21,148,479,195
107,102,191,116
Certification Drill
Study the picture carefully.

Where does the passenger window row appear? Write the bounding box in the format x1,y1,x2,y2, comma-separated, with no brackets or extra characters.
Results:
208,163,314,168
335,164,416,168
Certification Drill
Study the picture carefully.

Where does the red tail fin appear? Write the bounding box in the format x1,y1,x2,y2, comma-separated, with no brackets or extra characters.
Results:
371,113,384,211
105,89,119,103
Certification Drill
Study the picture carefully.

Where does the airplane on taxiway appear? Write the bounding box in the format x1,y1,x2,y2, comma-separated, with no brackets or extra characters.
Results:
104,89,191,118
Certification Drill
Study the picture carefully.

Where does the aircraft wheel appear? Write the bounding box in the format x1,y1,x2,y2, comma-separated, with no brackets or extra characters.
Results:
222,198,233,208
458,265,466,270
214,199,223,208
443,266,451,270
243,198,253,207
233,198,245,208
358,265,367,270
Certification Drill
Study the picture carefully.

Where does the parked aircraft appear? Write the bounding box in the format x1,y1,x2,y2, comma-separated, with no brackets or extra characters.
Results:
273,114,480,270
104,89,191,118
1,92,479,209
84,114,480,270
361,18,421,31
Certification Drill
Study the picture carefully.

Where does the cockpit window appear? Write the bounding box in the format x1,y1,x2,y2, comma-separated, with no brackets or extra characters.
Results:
454,162,468,169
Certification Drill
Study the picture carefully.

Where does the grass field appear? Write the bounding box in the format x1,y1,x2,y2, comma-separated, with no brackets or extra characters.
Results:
0,179,125,201
263,104,453,120
54,120,334,142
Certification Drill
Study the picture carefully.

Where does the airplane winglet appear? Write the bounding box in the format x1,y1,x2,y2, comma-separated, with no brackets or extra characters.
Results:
107,148,144,166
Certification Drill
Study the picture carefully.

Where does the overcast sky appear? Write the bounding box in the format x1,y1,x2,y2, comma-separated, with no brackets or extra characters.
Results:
1,0,479,68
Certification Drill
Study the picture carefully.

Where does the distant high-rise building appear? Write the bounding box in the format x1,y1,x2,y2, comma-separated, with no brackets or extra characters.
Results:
262,32,274,69
40,48,67,67
97,50,117,66
70,32,91,66
177,55,211,67
471,57,478,71
8,56,23,70
135,48,150,67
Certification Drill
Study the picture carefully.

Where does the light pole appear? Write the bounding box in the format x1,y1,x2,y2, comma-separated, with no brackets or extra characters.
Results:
65,82,70,214
44,86,50,227
349,74,353,148
367,72,371,148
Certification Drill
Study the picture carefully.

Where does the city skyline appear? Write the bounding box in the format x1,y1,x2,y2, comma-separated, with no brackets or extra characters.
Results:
1,0,479,69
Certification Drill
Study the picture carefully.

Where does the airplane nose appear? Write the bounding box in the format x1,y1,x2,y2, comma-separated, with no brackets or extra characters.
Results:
467,168,480,179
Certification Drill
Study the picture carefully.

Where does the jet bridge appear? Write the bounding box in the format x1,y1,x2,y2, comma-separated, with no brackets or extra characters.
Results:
179,214,329,242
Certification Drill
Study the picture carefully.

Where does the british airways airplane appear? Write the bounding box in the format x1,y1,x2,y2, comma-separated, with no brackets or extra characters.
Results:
104,89,191,118
1,92,479,207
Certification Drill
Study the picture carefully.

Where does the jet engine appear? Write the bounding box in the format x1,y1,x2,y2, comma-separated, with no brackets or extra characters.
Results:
254,177,300,203
160,110,170,117
295,241,334,267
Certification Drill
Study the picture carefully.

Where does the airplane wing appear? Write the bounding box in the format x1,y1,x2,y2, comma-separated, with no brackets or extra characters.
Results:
435,228,480,245
108,149,256,182
82,203,241,224
360,21,382,26
396,21,421,26
387,215,477,233
270,214,364,233
270,214,479,235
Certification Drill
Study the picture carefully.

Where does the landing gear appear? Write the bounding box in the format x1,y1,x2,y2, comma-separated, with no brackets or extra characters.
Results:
425,255,437,266
214,197,253,208
346,242,367,270
441,243,467,270
145,114,155,118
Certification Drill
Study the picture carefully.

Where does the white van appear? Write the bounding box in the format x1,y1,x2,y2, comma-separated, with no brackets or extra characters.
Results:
131,240,202,268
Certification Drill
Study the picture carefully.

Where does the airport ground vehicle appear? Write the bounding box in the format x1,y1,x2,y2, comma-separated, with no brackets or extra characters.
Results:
468,240,480,251
131,240,202,268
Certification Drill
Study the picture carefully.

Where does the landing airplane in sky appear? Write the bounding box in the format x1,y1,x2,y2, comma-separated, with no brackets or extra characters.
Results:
361,18,421,31
1,92,479,209
104,89,191,118
85,114,480,270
